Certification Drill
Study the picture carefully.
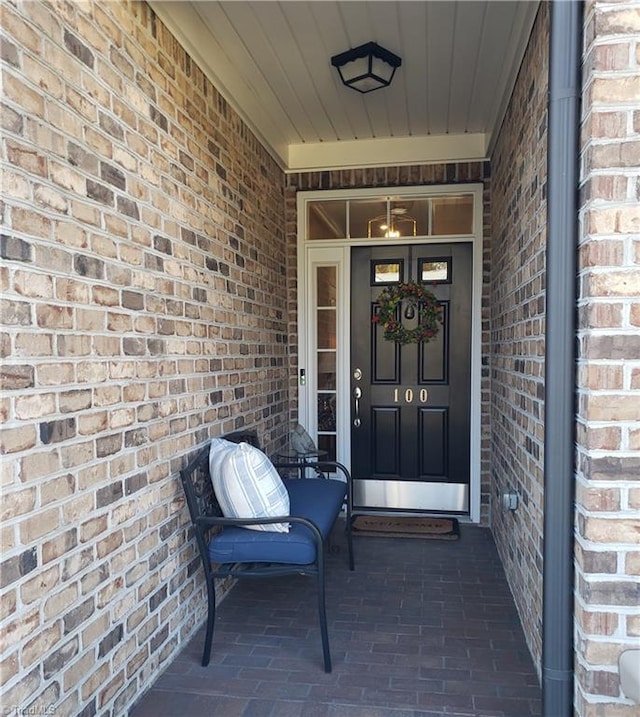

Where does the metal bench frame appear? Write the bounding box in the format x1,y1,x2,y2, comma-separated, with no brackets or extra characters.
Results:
179,430,354,672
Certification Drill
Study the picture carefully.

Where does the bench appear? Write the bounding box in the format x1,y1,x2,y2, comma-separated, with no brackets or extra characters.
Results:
179,429,354,672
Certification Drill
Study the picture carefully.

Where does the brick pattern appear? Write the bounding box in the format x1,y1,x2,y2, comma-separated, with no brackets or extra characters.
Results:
576,1,640,715
131,526,542,717
3,1,638,715
489,4,548,674
1,2,287,715
285,164,493,525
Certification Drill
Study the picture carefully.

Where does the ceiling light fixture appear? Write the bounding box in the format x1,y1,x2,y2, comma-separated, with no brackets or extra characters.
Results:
368,208,417,238
331,41,402,94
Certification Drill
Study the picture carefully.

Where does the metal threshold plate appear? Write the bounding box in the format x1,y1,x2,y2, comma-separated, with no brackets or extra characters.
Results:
353,479,468,513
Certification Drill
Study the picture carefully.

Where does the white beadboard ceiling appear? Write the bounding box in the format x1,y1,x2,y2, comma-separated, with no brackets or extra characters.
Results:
150,1,540,172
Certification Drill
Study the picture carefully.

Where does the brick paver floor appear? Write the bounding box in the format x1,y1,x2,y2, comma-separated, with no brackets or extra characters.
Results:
130,524,541,716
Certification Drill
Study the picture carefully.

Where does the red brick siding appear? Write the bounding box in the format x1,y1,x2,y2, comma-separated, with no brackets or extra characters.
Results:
1,1,286,714
489,3,548,673
576,1,640,714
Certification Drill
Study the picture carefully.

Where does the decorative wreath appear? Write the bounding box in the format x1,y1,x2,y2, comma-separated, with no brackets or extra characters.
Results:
372,281,443,345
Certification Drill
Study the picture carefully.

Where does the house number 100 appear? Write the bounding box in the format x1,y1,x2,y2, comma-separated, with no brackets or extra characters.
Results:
394,388,428,403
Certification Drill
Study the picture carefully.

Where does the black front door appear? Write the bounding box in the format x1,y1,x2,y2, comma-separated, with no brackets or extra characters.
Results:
350,243,472,514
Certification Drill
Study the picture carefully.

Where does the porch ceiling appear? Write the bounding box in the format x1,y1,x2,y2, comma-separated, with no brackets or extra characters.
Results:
149,1,540,172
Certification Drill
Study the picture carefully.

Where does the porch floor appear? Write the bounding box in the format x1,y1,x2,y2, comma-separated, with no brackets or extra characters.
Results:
130,524,541,716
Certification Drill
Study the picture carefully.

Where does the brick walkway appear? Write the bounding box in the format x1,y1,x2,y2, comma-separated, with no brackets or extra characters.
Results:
130,524,541,716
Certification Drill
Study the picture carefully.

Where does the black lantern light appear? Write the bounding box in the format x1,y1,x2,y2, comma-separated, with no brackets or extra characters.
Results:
331,41,402,94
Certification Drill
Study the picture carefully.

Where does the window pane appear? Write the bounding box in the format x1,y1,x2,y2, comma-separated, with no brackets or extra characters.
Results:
308,201,346,239
389,198,430,237
431,195,473,235
317,393,336,432
420,258,451,283
318,352,336,390
317,434,336,462
317,266,336,307
349,199,387,238
317,309,336,349
373,261,401,284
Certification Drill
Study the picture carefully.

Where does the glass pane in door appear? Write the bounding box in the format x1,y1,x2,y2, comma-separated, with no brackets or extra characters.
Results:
316,265,337,464
317,310,336,349
317,266,336,306
318,352,336,390
317,393,336,431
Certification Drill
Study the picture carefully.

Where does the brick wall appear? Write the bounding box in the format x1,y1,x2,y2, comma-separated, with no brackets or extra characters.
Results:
285,165,493,524
576,1,640,714
489,4,548,672
1,2,287,715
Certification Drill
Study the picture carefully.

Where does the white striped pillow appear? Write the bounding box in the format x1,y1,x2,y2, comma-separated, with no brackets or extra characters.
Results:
208,437,237,479
214,442,290,533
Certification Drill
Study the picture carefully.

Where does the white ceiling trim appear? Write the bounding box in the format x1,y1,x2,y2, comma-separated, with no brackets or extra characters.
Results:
286,134,488,173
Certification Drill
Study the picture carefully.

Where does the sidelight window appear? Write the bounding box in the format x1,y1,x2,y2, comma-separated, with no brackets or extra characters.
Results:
315,265,337,460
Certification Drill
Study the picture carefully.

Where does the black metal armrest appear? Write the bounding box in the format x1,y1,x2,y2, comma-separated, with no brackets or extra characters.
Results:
272,458,351,481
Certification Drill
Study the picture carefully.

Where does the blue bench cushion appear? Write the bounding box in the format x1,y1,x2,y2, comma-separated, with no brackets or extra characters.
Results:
208,478,347,565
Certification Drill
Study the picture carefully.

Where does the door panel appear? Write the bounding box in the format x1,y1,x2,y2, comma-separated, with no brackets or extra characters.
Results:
373,336,398,383
351,243,472,514
419,408,448,477
420,304,448,382
372,407,401,475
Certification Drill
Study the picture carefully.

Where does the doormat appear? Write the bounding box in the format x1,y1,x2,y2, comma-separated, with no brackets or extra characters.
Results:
352,515,460,540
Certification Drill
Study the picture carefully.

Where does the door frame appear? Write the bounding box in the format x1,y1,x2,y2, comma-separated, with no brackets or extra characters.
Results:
296,184,484,522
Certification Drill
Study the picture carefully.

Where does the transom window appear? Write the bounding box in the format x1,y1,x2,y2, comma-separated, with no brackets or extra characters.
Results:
307,194,473,240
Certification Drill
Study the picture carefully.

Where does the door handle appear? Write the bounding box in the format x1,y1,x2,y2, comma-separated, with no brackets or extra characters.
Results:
353,387,362,427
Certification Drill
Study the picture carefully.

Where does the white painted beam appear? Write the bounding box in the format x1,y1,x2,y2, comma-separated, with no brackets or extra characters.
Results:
287,134,488,172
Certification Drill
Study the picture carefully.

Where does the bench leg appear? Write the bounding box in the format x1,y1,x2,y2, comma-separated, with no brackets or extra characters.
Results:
316,561,331,673
202,573,216,667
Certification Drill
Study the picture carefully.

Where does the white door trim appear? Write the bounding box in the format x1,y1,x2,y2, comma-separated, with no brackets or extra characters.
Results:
296,184,484,523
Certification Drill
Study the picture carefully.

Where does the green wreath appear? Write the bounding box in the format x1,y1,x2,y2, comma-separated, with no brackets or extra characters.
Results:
373,281,443,345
